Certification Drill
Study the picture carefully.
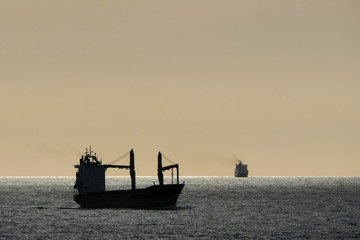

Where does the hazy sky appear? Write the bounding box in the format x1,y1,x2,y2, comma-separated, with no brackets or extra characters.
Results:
1,1,359,176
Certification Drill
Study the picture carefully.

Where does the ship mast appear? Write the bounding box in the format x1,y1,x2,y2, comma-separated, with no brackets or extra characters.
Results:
157,152,179,185
103,149,136,190
130,149,135,190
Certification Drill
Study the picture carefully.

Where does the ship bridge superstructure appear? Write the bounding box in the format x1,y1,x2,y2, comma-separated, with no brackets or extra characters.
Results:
74,147,136,195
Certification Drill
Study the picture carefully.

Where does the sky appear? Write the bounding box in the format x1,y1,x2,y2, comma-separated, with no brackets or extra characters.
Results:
1,1,359,176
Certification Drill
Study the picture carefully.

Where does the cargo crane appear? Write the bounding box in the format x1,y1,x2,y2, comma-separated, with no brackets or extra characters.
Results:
157,152,179,185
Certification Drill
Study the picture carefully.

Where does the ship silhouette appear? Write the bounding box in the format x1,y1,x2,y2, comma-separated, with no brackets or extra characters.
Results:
73,147,184,209
234,160,248,177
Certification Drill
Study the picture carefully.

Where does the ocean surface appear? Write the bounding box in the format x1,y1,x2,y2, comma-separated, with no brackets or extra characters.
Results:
0,176,359,239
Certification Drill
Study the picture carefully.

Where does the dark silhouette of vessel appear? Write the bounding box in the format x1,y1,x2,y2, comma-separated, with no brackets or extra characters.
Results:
234,161,248,177
73,147,184,209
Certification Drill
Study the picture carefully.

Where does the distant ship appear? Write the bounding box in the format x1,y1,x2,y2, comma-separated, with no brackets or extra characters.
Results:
73,147,184,209
234,161,248,177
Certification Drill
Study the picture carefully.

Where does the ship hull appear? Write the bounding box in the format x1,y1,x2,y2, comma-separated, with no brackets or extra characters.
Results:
235,168,249,177
74,184,184,209
235,172,248,177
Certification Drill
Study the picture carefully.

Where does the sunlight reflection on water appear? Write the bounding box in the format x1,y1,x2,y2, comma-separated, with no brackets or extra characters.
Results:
0,176,359,239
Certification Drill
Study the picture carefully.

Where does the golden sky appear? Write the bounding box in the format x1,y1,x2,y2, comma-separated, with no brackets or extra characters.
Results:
1,1,359,176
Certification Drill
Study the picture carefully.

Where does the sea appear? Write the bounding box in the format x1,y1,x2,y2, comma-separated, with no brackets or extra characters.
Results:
0,176,359,239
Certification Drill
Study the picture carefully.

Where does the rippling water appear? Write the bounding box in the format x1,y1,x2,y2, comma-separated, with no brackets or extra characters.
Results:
0,176,359,239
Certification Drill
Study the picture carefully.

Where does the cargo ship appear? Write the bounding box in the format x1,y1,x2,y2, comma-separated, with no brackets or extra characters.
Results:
73,147,184,209
234,161,248,177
